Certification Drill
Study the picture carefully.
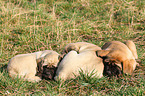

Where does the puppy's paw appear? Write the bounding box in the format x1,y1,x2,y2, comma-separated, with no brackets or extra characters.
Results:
27,76,42,82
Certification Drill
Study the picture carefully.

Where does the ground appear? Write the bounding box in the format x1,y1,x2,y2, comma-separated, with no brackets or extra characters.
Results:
0,0,144,95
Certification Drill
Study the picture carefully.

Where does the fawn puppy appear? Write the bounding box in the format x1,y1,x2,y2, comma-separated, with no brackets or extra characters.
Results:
7,50,60,82
54,42,104,81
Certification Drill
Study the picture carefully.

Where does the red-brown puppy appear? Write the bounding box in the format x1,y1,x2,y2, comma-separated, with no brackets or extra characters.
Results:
97,41,138,75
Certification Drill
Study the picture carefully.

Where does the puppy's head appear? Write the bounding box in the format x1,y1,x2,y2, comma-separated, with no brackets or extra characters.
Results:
36,53,61,80
96,50,122,77
36,53,60,74
102,57,122,77
96,50,137,75
42,65,58,80
36,60,58,80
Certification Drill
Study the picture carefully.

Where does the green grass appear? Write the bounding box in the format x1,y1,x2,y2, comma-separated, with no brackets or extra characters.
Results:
0,0,145,95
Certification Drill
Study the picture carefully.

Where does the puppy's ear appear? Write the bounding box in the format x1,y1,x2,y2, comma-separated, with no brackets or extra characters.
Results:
58,55,63,61
36,57,44,64
122,59,135,75
36,57,44,74
96,50,110,57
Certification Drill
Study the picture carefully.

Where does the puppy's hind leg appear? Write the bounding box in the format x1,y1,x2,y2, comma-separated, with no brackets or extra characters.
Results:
125,40,138,59
8,69,19,79
9,70,41,82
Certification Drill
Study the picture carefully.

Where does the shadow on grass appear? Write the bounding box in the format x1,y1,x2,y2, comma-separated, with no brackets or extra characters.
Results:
0,64,7,73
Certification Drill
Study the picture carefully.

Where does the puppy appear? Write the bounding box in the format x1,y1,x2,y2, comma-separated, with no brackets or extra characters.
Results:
54,44,104,81
62,42,101,54
96,41,138,75
7,50,60,82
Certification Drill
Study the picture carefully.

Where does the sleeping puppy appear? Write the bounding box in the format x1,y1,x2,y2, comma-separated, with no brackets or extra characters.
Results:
62,42,101,55
54,44,104,81
96,41,138,75
7,50,60,82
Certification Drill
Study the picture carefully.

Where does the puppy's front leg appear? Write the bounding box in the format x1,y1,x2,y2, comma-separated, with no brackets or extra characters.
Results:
25,73,42,82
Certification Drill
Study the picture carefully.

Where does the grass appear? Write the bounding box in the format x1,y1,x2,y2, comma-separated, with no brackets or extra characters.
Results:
0,0,145,95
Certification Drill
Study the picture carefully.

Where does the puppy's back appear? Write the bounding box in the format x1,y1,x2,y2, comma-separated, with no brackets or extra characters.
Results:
102,41,127,50
55,50,104,81
64,42,101,54
102,41,134,59
7,53,37,77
